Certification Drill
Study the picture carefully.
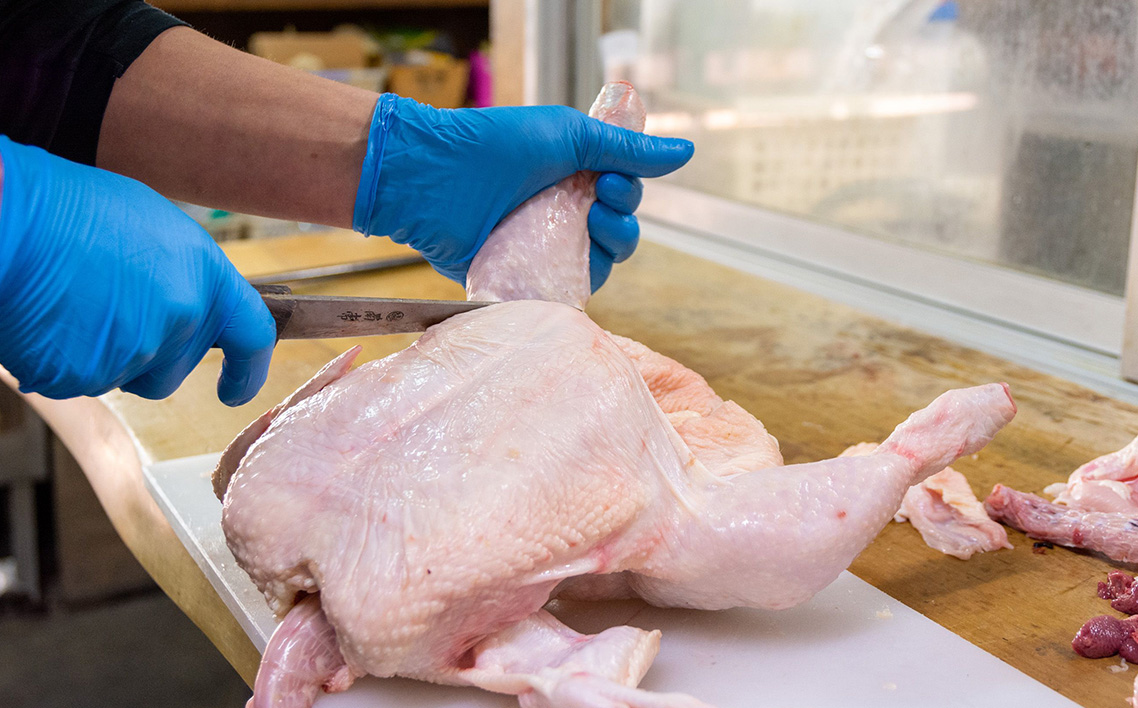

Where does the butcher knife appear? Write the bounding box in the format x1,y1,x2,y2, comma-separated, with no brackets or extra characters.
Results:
254,284,494,339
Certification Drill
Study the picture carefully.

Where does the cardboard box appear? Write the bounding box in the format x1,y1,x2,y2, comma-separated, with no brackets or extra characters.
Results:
388,59,470,109
249,30,376,70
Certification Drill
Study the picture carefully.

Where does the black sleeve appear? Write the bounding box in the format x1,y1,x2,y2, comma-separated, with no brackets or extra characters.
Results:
0,1,188,165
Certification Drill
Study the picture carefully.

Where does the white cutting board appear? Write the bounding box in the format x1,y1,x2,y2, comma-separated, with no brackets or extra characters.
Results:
144,453,1081,708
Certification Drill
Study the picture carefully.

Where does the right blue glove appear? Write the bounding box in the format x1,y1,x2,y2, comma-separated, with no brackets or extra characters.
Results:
353,95,694,289
0,137,276,406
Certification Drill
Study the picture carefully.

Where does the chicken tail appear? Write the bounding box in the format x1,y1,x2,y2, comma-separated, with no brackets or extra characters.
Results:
250,594,360,708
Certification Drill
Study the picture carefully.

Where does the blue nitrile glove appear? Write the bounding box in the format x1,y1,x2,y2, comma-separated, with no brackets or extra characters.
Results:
0,137,276,406
352,95,694,291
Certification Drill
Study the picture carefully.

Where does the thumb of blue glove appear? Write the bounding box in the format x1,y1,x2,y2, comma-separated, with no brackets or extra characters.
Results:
352,95,694,286
0,137,277,406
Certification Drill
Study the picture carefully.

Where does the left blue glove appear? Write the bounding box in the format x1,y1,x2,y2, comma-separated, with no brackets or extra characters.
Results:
0,137,277,406
353,95,693,291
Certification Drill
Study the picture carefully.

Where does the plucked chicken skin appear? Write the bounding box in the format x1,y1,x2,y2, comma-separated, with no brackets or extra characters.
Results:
215,82,1018,708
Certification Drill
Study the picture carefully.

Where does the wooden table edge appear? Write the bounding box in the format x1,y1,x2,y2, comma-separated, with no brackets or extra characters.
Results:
1,369,260,686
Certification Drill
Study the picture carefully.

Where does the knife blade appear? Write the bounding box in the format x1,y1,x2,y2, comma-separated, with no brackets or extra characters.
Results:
254,284,494,339
246,254,426,286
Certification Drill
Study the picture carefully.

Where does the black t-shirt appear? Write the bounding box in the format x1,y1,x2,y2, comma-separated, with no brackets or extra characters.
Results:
0,0,187,165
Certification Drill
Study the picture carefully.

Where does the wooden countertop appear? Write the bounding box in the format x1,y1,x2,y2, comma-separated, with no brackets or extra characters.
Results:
16,228,1138,705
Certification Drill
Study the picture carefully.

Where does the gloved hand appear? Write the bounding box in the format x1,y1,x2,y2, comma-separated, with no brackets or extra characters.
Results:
0,137,276,406
352,95,694,290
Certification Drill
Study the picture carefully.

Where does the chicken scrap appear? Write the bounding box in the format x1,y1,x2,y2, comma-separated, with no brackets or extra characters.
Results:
984,438,1138,565
1071,573,1138,687
1044,436,1138,514
1072,614,1138,660
215,83,1018,708
984,485,1138,563
1100,570,1138,615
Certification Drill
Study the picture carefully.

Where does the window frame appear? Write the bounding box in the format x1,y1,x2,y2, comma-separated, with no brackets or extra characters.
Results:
490,0,1138,395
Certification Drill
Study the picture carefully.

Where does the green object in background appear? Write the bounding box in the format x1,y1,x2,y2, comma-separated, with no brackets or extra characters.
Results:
368,27,461,61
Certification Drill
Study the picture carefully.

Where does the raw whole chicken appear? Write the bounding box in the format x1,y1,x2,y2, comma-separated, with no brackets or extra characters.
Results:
840,443,1011,560
214,83,1019,708
1043,436,1138,514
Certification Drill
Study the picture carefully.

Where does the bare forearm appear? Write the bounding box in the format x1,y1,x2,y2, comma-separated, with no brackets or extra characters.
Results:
97,27,378,228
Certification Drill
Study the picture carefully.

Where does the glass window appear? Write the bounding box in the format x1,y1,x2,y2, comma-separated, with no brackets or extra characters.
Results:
601,0,1138,296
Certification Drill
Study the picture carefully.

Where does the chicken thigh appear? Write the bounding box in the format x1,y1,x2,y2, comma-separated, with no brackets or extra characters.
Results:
215,83,1017,707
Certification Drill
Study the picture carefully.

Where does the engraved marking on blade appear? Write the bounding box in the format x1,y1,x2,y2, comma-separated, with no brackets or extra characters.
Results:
337,310,407,324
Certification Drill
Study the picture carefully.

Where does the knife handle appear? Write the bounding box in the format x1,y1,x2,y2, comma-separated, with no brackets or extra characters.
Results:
252,283,295,342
